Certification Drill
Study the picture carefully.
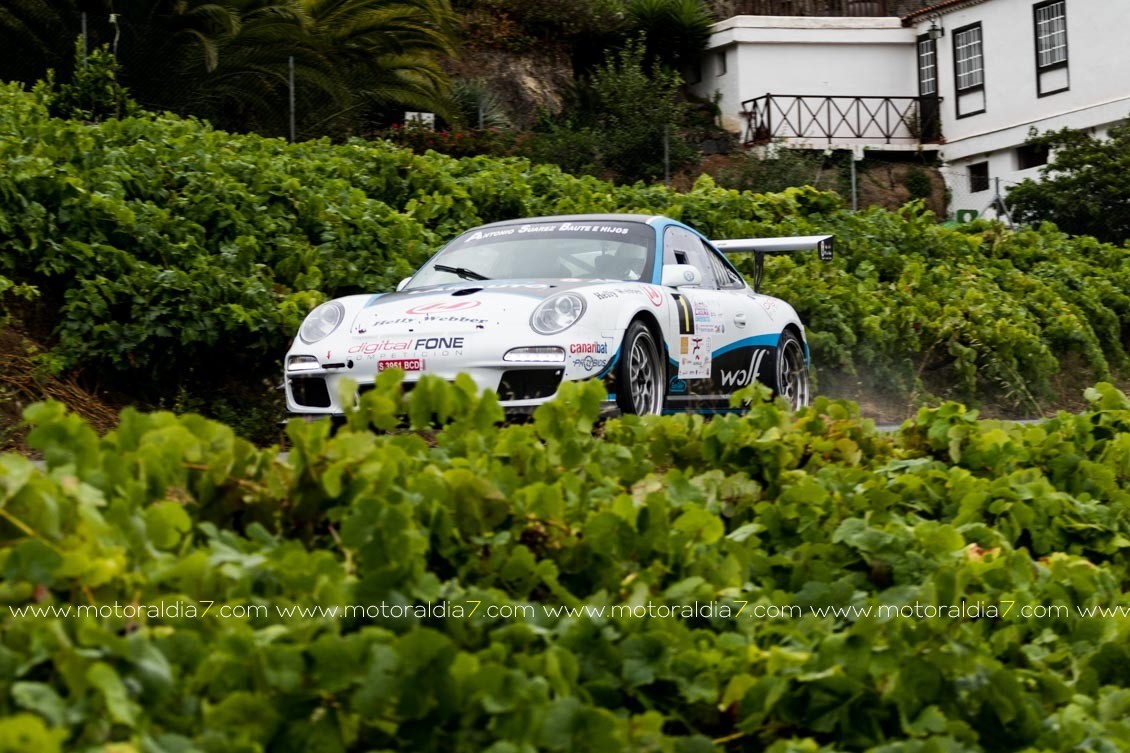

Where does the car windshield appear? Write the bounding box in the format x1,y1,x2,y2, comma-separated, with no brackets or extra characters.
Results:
407,220,655,288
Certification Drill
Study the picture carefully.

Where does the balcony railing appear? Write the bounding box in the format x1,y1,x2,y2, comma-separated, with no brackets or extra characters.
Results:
741,94,941,146
722,0,889,16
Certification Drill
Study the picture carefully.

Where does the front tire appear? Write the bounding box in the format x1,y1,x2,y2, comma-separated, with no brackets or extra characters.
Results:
616,320,665,415
775,329,810,410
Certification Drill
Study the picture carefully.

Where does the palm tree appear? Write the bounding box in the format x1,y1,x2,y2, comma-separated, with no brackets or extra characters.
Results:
0,0,87,84
298,0,458,132
0,0,459,139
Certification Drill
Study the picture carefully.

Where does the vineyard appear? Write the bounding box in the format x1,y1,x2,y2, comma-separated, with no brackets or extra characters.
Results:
2,377,1130,751
3,70,1130,752
1,81,1129,439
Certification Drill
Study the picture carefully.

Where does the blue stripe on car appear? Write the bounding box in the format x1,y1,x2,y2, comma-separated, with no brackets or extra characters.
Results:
712,333,780,358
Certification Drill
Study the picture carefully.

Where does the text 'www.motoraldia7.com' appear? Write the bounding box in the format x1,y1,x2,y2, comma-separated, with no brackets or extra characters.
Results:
9,599,1130,621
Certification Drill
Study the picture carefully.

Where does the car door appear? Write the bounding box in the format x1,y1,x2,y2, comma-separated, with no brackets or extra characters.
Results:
660,225,742,409
698,239,778,397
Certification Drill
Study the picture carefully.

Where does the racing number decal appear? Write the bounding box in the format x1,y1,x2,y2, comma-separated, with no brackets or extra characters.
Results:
671,293,694,335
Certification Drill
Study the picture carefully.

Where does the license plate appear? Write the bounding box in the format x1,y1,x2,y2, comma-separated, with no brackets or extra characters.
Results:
377,359,423,372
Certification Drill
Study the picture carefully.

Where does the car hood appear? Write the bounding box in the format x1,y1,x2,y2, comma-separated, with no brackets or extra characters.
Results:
349,280,616,336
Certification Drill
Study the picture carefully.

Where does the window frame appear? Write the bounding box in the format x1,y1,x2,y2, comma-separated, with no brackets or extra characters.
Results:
917,34,938,97
1033,0,1069,96
702,242,746,290
1016,142,1049,171
952,22,986,118
663,226,719,290
969,162,990,193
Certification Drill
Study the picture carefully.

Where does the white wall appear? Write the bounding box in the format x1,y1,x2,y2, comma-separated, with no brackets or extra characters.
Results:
907,0,1130,217
692,16,917,134
697,1,1129,219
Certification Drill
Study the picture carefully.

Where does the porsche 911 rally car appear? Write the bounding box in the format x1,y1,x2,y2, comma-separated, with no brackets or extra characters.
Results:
284,214,832,416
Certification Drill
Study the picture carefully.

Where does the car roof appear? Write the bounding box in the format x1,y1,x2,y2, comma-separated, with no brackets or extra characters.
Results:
473,214,666,229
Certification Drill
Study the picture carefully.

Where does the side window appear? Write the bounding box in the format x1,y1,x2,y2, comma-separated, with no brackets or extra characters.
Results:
663,226,718,289
703,243,746,289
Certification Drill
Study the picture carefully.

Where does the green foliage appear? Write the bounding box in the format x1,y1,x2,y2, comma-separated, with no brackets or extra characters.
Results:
904,166,932,202
40,39,139,123
6,379,1130,751
625,0,714,69
377,120,520,158
583,40,698,182
451,78,514,130
1007,118,1130,245
713,147,837,195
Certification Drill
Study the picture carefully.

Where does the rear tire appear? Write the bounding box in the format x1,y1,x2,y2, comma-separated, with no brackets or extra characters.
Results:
616,321,665,415
775,329,810,410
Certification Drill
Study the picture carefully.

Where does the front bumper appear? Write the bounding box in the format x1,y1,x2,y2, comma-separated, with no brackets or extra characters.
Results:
285,361,576,414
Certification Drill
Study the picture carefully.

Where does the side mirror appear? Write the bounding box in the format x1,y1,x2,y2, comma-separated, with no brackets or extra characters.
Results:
396,277,411,292
661,264,703,288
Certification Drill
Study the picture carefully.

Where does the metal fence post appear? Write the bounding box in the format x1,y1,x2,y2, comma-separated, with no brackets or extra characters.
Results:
81,12,88,67
664,122,670,186
288,55,296,142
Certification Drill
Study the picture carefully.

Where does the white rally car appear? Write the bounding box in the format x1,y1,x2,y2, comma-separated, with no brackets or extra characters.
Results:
284,214,832,416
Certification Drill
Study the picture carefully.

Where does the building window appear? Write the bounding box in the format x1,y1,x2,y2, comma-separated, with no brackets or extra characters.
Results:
717,50,727,77
969,162,990,193
953,24,984,91
1016,143,1049,170
1034,1,1069,96
1035,1,1067,69
917,36,937,96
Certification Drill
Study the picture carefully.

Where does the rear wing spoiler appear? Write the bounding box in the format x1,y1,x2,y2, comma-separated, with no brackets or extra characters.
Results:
711,235,834,293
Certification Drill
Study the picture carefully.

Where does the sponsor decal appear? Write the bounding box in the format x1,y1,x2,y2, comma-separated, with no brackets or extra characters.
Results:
558,222,631,234
361,315,488,329
349,339,413,355
572,356,609,371
569,342,609,355
720,349,768,388
672,294,694,334
645,287,663,307
668,377,688,394
678,335,712,379
406,300,482,315
378,359,424,372
465,228,517,242
592,291,618,301
414,336,464,351
683,270,695,282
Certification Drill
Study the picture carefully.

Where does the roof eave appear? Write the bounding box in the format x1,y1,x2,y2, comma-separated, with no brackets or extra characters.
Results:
902,0,990,25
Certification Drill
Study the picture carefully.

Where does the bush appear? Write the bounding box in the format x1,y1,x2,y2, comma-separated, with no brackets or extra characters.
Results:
1007,118,1130,245
41,39,139,123
713,147,835,194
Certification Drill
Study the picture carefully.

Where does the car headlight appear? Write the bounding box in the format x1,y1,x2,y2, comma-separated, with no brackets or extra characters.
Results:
299,301,345,344
530,293,586,335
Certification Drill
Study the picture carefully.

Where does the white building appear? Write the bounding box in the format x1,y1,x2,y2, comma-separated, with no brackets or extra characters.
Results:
691,0,1130,220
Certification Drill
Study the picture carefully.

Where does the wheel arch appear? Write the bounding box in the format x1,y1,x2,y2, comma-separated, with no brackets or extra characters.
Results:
780,321,808,365
629,309,667,360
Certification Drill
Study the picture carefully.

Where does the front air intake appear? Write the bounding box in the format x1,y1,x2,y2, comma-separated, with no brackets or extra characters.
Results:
290,377,331,408
497,369,564,401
